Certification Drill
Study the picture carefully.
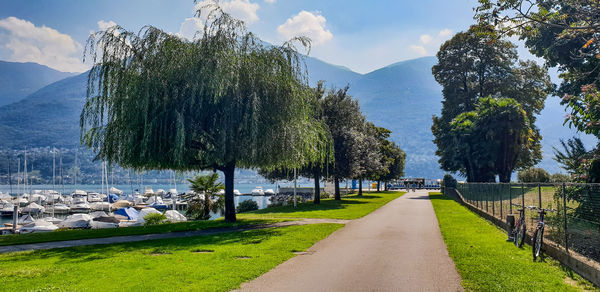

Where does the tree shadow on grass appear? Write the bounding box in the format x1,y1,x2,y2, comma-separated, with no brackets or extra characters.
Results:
250,197,374,215
0,228,285,264
428,194,455,201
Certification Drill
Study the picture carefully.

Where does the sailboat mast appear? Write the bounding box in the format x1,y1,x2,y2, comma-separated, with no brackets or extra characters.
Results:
7,155,12,195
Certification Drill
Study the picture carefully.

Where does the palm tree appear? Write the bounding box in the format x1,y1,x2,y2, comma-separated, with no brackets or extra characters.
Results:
185,173,225,220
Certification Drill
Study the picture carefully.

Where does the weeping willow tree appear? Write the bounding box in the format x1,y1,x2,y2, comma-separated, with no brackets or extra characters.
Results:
81,3,332,222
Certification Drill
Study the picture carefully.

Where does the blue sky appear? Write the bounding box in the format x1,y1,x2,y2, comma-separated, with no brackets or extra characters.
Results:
0,0,479,73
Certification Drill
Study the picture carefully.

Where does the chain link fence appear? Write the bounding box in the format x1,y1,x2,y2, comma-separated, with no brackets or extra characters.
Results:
456,183,600,264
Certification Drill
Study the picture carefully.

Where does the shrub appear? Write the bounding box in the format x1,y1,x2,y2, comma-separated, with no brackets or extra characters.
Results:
550,173,572,183
517,168,550,183
144,213,167,226
320,192,331,199
443,174,457,188
236,200,259,213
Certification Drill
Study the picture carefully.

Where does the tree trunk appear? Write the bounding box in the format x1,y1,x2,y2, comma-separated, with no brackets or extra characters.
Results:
377,180,381,192
313,168,321,204
203,193,210,220
499,172,511,183
358,179,363,196
334,177,341,200
384,181,388,191
223,161,236,222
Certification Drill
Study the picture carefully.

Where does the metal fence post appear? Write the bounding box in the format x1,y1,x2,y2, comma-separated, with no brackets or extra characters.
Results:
562,183,569,253
521,183,525,207
486,184,489,213
492,184,496,217
509,183,512,214
500,184,503,220
538,183,542,208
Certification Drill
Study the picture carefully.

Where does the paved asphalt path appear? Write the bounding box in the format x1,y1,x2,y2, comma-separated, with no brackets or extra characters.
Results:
238,190,463,292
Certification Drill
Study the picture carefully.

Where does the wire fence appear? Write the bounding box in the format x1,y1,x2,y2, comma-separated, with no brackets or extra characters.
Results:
456,183,600,264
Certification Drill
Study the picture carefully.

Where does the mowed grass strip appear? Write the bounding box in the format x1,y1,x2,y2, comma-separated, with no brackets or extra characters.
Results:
238,191,404,220
429,193,597,291
0,223,343,291
0,219,286,246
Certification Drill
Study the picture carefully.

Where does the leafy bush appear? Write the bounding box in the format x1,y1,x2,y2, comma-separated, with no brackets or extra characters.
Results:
517,168,550,183
550,173,572,183
443,174,457,188
144,213,167,226
236,200,259,213
320,192,331,199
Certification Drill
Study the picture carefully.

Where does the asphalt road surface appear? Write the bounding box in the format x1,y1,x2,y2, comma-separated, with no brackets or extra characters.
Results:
238,190,463,292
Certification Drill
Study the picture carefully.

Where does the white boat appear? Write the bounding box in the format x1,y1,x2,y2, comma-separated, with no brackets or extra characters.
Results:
22,202,45,214
165,210,187,222
251,187,264,196
90,202,111,211
110,187,123,196
234,189,242,196
91,220,118,229
112,200,131,208
45,203,70,214
144,187,154,196
13,197,29,207
264,189,276,195
70,202,91,213
0,200,15,217
17,214,34,225
59,214,92,229
20,219,58,234
87,193,103,203
42,217,63,224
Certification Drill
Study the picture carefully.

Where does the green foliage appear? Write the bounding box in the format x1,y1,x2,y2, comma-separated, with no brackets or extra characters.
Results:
236,200,259,213
517,168,550,183
185,173,225,220
550,173,572,183
432,26,550,182
429,193,596,291
81,4,332,221
143,213,167,226
443,174,457,188
238,191,404,220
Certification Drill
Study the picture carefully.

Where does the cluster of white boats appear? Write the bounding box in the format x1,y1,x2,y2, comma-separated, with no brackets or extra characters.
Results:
0,187,190,234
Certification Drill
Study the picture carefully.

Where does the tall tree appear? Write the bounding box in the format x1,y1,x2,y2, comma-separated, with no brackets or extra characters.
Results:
475,0,600,137
353,122,384,195
81,4,331,221
321,86,367,200
370,127,406,191
432,25,551,182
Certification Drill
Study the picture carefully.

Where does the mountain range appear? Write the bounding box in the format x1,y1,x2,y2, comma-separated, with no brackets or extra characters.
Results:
0,58,595,178
0,61,76,107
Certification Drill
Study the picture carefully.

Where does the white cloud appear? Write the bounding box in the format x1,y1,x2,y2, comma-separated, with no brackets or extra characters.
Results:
277,11,333,45
195,0,260,24
420,34,432,44
0,16,87,72
97,20,117,31
176,17,204,40
409,45,427,56
264,0,276,3
438,29,453,38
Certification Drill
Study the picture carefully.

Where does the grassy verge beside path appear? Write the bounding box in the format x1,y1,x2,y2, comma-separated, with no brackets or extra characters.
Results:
0,224,343,291
238,191,405,220
429,192,597,291
0,219,286,246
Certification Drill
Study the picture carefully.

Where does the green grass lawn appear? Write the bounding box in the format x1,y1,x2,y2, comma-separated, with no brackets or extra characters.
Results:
237,191,404,220
429,192,598,291
0,223,343,291
0,219,285,246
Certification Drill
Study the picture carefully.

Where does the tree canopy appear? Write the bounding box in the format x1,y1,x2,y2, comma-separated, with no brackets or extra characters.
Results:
432,26,551,182
81,3,332,221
